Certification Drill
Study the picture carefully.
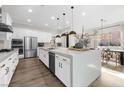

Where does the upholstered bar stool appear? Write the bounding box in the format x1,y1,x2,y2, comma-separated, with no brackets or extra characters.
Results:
101,49,105,62
115,52,120,66
103,51,110,63
111,52,120,66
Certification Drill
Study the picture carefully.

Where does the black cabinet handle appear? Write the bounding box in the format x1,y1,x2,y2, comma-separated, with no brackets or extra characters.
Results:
59,62,60,67
0,64,5,68
5,67,9,75
63,58,67,61
56,56,58,58
8,58,12,61
61,63,63,68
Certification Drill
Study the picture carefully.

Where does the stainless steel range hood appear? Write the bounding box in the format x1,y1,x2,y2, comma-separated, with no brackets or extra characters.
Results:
0,23,13,33
0,6,2,23
0,6,13,33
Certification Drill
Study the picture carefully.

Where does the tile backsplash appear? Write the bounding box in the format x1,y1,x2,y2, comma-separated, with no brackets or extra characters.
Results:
0,40,11,49
0,40,4,49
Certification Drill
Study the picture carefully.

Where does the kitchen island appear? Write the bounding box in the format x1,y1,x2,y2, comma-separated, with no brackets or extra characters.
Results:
38,47,101,87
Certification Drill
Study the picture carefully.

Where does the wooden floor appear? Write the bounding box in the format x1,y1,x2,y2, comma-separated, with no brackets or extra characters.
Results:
9,58,64,87
9,58,124,87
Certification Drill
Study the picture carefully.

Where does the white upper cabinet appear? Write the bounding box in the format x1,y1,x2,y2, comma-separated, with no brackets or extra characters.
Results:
2,12,13,26
0,12,13,40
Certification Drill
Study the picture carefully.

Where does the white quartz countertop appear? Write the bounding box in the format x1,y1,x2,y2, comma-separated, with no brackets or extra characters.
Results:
39,47,98,57
38,47,101,87
0,50,18,63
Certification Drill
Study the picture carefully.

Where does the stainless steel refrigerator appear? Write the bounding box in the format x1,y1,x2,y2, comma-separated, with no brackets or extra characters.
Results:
24,36,37,58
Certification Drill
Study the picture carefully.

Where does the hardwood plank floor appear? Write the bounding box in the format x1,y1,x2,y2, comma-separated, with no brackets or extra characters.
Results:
9,58,124,87
9,58,64,87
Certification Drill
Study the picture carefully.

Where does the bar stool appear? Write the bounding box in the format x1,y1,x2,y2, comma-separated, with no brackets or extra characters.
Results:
111,52,120,66
101,49,105,62
103,51,110,63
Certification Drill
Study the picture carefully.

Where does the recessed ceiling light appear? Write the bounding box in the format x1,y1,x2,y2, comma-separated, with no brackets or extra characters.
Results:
45,24,48,26
27,19,31,22
82,12,86,16
66,21,70,24
28,9,32,13
51,16,55,20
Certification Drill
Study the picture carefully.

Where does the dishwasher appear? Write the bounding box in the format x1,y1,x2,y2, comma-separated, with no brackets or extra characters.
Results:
49,52,55,74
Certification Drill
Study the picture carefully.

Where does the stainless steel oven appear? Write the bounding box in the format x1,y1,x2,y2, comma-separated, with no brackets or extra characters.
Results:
11,39,23,55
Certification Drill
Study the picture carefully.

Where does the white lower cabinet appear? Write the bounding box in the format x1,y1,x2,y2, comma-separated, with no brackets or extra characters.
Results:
0,61,10,87
55,54,71,87
0,51,19,87
38,48,71,87
55,55,62,80
39,49,49,68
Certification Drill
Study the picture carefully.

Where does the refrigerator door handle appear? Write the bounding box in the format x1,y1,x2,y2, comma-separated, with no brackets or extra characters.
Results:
31,38,32,49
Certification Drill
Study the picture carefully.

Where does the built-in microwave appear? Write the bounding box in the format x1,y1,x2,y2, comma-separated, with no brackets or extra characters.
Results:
11,39,23,55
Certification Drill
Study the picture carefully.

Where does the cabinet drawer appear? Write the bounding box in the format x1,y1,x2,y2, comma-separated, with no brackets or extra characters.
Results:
55,54,71,64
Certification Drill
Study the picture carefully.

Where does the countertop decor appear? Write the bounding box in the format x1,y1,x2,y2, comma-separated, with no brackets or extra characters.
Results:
68,47,90,51
72,27,90,49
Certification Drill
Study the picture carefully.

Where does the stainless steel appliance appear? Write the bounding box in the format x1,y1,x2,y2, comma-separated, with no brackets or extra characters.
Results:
38,42,44,47
0,49,13,52
49,52,55,74
24,37,37,58
0,23,13,33
12,39,23,55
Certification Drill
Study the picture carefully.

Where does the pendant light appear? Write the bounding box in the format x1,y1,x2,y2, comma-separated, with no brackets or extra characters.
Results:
56,35,60,38
61,13,67,37
81,26,85,39
100,19,108,46
69,6,76,35
100,19,105,39
56,18,60,38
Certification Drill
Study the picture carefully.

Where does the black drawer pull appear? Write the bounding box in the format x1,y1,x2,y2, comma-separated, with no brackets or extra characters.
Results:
8,58,12,61
63,58,67,61
0,64,5,68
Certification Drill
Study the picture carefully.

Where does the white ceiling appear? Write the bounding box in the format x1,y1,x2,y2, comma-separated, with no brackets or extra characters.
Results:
2,5,124,33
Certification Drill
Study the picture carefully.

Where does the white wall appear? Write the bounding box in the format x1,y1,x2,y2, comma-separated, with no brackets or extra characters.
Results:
12,25,52,42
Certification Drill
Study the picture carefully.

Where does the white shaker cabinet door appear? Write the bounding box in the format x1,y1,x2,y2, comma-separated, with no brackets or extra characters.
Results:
43,51,49,68
60,58,71,87
0,69,6,87
0,63,10,87
55,54,71,87
55,55,62,80
39,49,43,61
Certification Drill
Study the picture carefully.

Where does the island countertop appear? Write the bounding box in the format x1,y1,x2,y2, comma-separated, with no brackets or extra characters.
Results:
38,47,101,87
38,47,99,57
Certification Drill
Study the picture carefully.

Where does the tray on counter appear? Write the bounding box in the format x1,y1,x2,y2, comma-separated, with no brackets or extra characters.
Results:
68,47,90,51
